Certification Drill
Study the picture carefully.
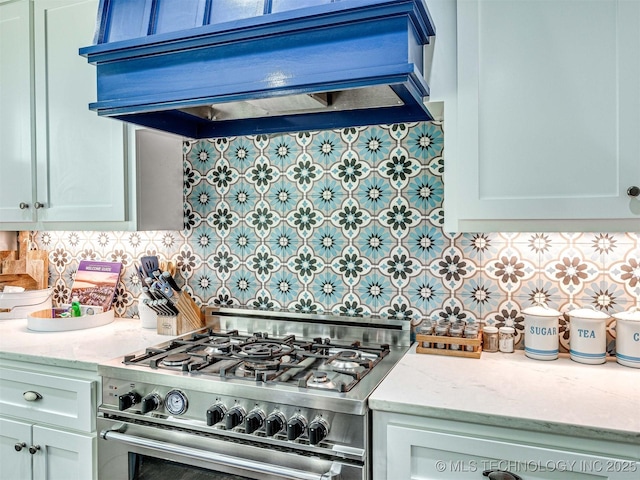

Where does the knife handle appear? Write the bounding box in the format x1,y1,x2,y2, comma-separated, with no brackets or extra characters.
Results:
162,271,181,292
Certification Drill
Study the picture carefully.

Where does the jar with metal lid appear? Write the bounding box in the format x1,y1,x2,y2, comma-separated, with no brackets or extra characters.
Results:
464,324,479,352
435,324,449,349
498,326,515,353
415,323,434,348
483,326,499,352
449,324,464,350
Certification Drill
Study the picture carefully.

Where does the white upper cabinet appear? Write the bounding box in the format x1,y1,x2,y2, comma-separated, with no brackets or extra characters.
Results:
32,0,126,225
0,0,34,224
0,0,182,231
445,0,640,232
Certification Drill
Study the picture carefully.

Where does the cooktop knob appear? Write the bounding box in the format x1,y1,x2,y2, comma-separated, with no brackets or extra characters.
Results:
206,403,227,426
286,414,307,441
224,405,246,430
265,412,286,436
118,391,141,411
245,409,266,434
140,393,162,414
308,417,330,446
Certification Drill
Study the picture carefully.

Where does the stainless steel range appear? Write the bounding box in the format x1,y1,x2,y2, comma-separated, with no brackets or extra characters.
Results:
97,307,410,480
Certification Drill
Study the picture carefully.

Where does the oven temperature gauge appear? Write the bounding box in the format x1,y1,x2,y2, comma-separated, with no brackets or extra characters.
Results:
164,390,188,415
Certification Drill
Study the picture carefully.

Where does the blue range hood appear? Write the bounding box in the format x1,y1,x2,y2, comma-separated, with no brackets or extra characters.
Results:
80,0,435,139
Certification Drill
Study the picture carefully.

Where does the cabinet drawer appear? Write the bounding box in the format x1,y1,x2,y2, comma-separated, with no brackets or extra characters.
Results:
0,368,96,432
386,424,640,480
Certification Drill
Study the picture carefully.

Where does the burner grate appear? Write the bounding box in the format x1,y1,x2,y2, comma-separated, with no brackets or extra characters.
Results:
119,328,390,391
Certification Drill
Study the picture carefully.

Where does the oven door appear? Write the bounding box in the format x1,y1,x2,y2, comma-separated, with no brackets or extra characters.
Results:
97,418,364,480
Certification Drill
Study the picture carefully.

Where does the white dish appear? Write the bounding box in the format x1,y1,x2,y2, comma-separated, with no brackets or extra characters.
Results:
0,288,53,320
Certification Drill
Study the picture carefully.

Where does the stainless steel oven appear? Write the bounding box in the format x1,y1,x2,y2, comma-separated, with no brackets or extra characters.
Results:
97,308,410,480
97,417,358,479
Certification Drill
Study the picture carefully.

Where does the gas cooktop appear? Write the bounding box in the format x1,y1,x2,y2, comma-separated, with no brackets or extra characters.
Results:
122,328,390,393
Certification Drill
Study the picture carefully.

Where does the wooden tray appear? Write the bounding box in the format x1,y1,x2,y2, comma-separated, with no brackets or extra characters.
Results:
27,308,114,331
416,330,483,359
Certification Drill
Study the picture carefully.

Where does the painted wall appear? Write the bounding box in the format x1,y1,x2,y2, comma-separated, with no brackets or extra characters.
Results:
35,121,640,351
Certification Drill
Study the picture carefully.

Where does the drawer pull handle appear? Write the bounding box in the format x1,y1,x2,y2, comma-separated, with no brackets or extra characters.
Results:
14,442,26,452
23,391,43,402
29,445,41,455
483,470,523,480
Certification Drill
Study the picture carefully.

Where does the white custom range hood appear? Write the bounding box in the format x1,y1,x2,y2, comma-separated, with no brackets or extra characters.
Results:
80,0,436,139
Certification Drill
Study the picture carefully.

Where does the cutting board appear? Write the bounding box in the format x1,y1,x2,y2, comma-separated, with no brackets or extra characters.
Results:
0,232,49,291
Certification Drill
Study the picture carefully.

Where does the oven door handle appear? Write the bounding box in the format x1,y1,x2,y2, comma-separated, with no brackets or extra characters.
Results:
101,429,340,480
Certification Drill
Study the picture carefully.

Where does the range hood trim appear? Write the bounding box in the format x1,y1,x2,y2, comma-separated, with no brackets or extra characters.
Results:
88,65,428,113
109,75,430,139
82,0,435,60
81,0,436,139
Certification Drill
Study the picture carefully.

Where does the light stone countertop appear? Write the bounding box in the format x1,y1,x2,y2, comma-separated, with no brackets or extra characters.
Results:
2,318,638,444
0,317,175,372
369,346,640,444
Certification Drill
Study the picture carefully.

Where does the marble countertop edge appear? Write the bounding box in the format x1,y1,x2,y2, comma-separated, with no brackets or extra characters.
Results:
368,398,640,444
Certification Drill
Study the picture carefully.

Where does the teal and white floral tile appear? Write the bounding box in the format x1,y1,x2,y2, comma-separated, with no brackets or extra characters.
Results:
33,121,638,332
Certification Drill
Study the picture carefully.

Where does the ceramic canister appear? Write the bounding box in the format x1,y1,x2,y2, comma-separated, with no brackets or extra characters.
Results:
138,300,158,329
522,305,562,360
612,307,640,368
567,306,610,365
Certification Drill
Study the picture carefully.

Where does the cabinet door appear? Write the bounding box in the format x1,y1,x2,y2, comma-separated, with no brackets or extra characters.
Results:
0,417,32,480
32,425,95,480
0,0,35,224
32,0,127,224
448,0,640,231
386,424,639,480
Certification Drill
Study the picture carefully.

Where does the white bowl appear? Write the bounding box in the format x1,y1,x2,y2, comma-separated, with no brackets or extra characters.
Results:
0,288,53,320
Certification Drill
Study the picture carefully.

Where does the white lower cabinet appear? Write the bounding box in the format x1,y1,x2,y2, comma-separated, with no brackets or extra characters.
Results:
373,411,640,480
0,418,94,480
0,362,98,480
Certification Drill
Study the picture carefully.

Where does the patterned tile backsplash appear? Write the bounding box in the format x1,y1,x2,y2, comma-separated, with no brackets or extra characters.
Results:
34,122,639,351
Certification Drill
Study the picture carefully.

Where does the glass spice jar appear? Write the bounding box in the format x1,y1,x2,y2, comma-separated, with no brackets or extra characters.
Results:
435,324,449,349
482,326,499,353
498,326,515,353
416,323,434,348
449,324,464,350
464,324,479,352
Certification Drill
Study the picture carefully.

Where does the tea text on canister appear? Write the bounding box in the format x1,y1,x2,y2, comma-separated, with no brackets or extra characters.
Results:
577,328,595,338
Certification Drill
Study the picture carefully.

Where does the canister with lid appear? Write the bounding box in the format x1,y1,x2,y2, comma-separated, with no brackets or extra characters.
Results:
612,307,640,368
522,304,562,360
567,306,610,365
499,326,515,353
482,326,499,353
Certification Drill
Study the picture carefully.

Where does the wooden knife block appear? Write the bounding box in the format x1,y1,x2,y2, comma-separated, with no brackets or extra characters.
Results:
156,290,204,336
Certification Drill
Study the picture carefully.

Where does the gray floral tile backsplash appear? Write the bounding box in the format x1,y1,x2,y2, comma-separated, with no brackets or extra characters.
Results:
34,122,640,350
